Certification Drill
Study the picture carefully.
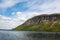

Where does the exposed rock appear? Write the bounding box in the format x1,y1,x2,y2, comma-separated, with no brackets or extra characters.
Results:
25,13,60,25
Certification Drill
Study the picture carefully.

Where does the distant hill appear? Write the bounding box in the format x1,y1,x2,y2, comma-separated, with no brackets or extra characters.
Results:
13,13,60,31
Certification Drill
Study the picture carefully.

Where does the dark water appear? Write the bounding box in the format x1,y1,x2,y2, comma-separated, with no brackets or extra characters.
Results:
0,31,60,40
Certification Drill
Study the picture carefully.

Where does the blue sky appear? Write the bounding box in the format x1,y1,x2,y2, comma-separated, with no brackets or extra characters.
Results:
0,0,60,29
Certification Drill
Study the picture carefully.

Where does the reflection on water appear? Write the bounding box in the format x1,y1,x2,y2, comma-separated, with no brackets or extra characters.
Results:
0,31,60,40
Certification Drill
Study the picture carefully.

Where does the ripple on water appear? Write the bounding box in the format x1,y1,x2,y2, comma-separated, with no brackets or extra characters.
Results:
0,31,60,40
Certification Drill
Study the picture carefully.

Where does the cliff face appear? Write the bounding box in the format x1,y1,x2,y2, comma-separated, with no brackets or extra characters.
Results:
25,14,60,25
13,13,60,31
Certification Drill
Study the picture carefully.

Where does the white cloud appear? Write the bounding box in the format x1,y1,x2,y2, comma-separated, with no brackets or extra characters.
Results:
15,12,40,20
0,14,24,29
0,0,27,8
25,0,60,13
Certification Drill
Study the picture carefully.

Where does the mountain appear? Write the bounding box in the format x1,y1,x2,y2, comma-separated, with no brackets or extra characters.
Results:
13,13,60,31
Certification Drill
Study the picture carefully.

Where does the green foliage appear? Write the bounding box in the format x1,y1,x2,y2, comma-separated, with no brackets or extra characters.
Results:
13,21,60,31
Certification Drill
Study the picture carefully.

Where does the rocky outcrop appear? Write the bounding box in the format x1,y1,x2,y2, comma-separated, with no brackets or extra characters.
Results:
25,14,60,25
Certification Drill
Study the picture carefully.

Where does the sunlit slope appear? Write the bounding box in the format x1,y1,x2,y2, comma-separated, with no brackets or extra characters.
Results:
13,13,60,31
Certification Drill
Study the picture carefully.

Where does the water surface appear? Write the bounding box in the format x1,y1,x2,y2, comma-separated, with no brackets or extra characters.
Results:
0,31,60,40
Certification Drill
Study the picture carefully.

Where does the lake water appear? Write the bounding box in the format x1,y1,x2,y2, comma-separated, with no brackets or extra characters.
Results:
0,31,60,40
